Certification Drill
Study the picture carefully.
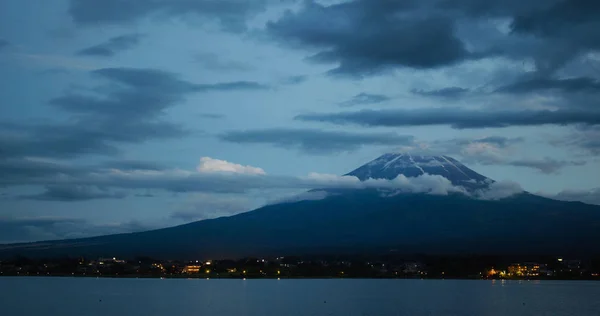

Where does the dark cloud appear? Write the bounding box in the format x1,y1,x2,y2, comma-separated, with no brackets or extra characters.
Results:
437,0,547,16
0,217,86,243
508,158,586,174
0,39,9,51
264,0,600,80
0,217,155,243
68,0,268,32
511,0,600,42
295,108,600,129
429,137,580,173
99,160,167,171
281,75,309,85
91,67,198,94
267,0,479,76
492,75,600,113
193,52,252,72
574,128,600,154
194,81,269,92
135,193,156,198
0,159,166,198
0,121,183,159
86,68,264,93
339,93,391,107
38,68,200,156
516,14,600,73
219,128,415,154
0,158,85,183
19,185,126,202
447,0,600,74
551,126,600,155
470,136,524,147
496,77,600,94
411,87,470,98
1,67,266,159
77,33,143,57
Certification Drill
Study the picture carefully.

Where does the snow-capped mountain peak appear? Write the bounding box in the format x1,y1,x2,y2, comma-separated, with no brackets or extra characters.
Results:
346,153,490,189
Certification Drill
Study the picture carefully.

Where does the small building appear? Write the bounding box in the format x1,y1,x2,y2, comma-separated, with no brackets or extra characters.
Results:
508,263,542,277
183,265,201,274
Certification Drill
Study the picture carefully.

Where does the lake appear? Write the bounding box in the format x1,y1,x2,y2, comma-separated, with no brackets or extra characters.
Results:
1,277,599,315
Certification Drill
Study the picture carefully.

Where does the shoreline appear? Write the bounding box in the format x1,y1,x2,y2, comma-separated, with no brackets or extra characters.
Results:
2,274,599,281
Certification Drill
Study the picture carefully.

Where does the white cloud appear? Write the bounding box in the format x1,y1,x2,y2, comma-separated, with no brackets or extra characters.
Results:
304,172,467,195
393,174,466,195
196,157,266,175
269,190,331,205
475,180,524,200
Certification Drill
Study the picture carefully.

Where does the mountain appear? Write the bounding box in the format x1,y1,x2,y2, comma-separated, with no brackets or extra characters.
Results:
1,154,600,259
346,153,490,190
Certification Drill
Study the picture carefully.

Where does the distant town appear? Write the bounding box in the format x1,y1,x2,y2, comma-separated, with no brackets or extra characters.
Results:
1,255,600,280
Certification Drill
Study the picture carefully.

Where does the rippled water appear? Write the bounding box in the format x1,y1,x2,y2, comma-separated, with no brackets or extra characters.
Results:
1,277,600,316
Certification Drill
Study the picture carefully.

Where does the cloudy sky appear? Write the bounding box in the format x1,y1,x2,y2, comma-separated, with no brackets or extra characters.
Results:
1,0,600,243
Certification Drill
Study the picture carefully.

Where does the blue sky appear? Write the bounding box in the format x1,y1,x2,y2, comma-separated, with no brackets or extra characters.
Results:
1,0,600,242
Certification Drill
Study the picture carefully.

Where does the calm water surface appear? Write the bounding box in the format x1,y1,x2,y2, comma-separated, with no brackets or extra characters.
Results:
1,277,599,316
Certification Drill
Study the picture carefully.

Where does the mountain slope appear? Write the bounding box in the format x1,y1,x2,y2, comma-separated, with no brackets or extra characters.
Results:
1,191,599,259
1,154,599,259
